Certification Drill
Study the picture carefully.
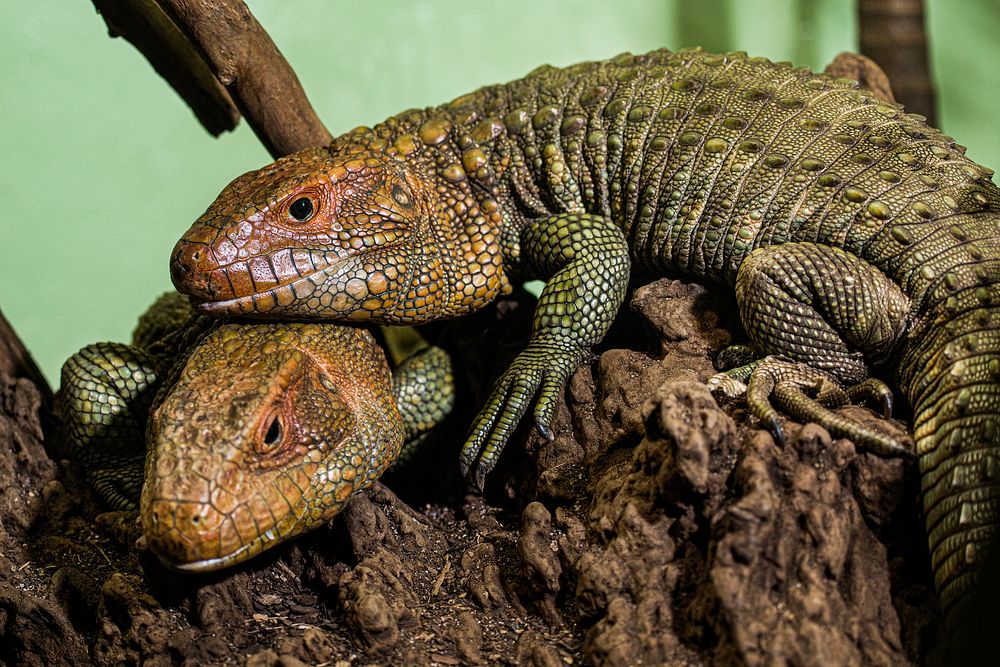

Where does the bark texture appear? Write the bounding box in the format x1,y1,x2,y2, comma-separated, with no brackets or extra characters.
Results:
858,0,936,125
91,0,332,157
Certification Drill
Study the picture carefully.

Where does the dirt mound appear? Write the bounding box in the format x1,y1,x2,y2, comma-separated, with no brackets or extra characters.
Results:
1,279,948,665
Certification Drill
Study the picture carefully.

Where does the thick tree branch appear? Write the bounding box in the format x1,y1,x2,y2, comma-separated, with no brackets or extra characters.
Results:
92,0,240,137
0,309,52,406
858,0,936,125
156,0,332,157
91,0,332,158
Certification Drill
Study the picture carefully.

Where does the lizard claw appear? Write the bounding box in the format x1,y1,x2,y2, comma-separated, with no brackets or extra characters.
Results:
881,394,893,420
459,340,578,487
746,357,910,457
844,377,895,420
768,414,786,446
473,464,488,493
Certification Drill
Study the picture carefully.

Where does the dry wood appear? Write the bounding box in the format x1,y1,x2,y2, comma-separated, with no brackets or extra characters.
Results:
0,308,51,405
91,0,332,157
858,0,936,125
92,0,240,137
156,0,332,156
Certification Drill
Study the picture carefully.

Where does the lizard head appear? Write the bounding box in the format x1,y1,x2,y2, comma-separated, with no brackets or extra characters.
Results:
139,322,401,573
171,141,507,324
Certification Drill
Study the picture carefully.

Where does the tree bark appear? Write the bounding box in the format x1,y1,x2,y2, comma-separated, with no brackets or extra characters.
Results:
858,0,936,125
92,0,240,137
91,0,332,158
0,309,51,407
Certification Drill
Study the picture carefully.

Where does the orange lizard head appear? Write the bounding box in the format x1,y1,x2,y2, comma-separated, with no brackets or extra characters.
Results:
140,322,401,572
171,142,508,324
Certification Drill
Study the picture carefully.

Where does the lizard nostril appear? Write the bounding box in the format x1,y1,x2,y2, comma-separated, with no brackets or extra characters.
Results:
170,241,220,298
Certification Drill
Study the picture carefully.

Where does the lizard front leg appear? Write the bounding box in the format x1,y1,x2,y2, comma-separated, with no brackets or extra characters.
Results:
59,342,161,510
460,213,630,487
59,293,200,510
388,328,455,465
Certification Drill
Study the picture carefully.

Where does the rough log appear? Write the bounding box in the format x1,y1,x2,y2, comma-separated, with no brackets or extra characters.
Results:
858,0,936,125
92,0,240,137
91,0,332,157
0,309,51,406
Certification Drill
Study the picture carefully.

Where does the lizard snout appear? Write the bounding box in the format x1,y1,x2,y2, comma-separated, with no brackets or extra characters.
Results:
170,239,234,302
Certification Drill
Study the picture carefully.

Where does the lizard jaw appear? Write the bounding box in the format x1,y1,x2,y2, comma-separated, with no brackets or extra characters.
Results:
191,283,302,317
146,536,265,573
189,258,357,318
190,244,420,321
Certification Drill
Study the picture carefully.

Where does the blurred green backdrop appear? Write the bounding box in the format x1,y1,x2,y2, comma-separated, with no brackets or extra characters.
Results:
1,0,997,385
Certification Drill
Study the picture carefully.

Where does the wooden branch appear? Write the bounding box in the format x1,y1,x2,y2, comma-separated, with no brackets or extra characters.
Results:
858,0,936,125
92,0,240,137
91,0,331,157
0,308,52,405
155,0,332,158
824,52,896,104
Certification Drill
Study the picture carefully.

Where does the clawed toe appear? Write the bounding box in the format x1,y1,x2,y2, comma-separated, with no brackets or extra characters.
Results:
845,378,894,419
712,356,910,457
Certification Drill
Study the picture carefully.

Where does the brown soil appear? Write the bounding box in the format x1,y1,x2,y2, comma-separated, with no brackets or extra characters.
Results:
0,278,954,665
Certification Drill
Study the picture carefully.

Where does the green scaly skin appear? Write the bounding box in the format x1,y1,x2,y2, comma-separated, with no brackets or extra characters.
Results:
60,293,453,572
170,48,1000,617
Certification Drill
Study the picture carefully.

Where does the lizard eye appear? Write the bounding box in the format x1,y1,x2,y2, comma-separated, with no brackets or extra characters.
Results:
288,197,316,223
260,414,284,451
390,184,414,209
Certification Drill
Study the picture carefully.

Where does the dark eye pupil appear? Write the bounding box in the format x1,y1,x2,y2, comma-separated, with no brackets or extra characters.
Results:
289,197,314,221
263,416,282,446
391,184,412,208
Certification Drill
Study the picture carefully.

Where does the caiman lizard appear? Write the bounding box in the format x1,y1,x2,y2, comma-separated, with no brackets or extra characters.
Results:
60,293,453,571
169,48,1000,618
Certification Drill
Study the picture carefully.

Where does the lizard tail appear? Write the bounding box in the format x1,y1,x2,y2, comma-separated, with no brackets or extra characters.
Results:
900,298,1000,619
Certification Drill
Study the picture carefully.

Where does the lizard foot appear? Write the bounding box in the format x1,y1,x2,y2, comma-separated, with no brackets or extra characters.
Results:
60,342,161,510
711,356,911,457
460,339,577,490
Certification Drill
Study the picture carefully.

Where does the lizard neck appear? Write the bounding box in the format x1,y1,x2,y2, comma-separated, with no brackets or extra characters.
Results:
338,118,515,318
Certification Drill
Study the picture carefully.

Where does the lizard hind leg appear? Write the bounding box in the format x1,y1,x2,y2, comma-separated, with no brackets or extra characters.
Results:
717,242,912,455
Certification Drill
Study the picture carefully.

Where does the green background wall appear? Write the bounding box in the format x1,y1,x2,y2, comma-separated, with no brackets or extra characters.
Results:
1,0,997,385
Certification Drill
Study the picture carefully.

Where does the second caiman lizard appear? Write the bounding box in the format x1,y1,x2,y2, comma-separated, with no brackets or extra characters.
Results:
60,293,453,571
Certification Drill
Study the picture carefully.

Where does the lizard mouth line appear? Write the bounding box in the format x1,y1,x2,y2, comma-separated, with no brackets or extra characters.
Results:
191,257,354,315
189,239,410,315
147,525,290,573
154,541,256,573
